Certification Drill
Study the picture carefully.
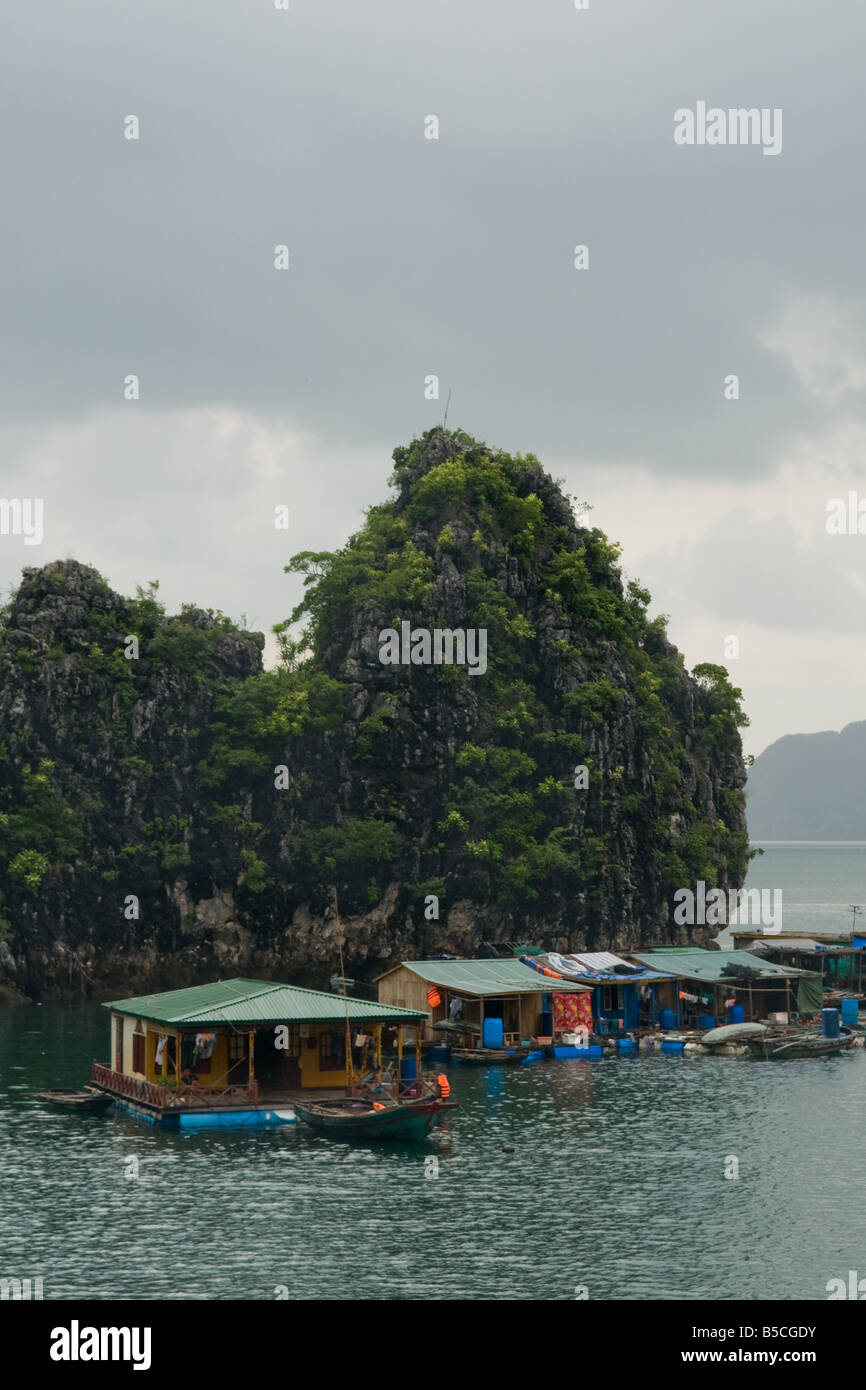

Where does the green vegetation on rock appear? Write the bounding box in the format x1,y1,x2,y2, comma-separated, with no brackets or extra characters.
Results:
0,428,750,997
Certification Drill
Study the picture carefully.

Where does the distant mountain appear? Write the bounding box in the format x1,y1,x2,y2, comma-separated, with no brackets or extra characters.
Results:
747,722,866,839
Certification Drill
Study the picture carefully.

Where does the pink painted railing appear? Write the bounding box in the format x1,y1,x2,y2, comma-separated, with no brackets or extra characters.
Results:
91,1062,259,1108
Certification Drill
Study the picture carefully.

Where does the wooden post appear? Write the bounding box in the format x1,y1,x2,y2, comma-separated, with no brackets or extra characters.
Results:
375,1024,382,1072
248,1030,255,1085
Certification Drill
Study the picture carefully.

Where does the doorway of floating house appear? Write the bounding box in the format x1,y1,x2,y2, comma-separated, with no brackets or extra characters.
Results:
254,1026,301,1090
160,1034,178,1080
227,1030,250,1086
480,997,519,1046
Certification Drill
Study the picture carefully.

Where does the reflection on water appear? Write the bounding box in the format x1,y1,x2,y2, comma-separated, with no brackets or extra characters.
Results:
1,1002,865,1299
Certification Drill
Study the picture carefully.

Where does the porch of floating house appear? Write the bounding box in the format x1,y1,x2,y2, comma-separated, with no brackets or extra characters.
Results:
519,953,682,1033
631,950,822,1025
135,1022,356,1092
592,979,667,1032
100,979,428,1104
729,934,866,998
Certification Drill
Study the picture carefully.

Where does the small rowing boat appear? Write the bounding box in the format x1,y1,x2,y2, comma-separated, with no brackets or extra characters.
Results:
432,1019,480,1037
701,1023,770,1047
38,1086,115,1113
450,1045,532,1064
293,1093,455,1141
746,1027,854,1060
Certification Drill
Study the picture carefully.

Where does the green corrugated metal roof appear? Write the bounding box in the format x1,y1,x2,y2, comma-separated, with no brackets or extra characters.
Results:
631,950,815,982
389,959,589,995
104,977,427,1025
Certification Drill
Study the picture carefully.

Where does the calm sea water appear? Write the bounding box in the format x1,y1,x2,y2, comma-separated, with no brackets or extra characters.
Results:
2,843,865,1302
740,841,866,936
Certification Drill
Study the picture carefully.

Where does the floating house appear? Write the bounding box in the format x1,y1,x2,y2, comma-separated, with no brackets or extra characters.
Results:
375,958,589,1045
91,977,427,1128
731,930,866,997
520,951,680,1033
631,949,822,1027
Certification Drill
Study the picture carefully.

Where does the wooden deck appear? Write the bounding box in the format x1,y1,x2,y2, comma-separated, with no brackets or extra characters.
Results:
91,1063,340,1115
256,1088,337,1107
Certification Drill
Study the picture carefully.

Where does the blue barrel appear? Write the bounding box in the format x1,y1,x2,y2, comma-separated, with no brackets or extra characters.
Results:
482,1017,504,1049
697,1014,717,1031
841,998,859,1025
822,1008,840,1039
428,1044,449,1063
729,1004,745,1024
616,1038,635,1052
659,1008,676,1030
400,1057,418,1095
661,1039,685,1053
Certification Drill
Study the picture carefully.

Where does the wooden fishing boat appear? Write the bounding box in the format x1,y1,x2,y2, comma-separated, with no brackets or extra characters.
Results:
293,1093,454,1141
38,1086,115,1112
432,1019,480,1037
450,1045,532,1064
701,1022,770,1048
290,891,458,1142
746,1027,853,1060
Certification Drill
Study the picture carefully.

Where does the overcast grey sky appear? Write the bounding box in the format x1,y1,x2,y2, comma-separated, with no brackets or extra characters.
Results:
2,0,864,755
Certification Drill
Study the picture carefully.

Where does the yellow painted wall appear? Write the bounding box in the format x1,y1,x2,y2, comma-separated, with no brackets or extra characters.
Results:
146,1028,166,1082
208,1033,229,1084
144,1029,231,1085
299,1024,349,1088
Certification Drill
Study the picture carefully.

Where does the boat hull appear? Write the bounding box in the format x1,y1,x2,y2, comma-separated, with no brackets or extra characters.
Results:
293,1096,450,1141
450,1047,531,1064
38,1087,115,1113
747,1027,853,1059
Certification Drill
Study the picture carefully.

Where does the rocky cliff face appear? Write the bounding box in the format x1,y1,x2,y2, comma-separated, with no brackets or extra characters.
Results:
0,429,749,999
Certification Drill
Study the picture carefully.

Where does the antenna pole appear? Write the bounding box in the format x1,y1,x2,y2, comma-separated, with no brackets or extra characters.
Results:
443,389,451,429
334,885,354,1092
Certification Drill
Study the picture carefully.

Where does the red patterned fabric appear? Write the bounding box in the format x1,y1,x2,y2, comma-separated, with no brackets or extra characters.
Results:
553,992,593,1033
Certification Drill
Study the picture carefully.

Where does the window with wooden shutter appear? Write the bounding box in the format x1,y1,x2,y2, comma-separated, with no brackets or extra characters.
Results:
319,1033,345,1072
132,1031,145,1074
